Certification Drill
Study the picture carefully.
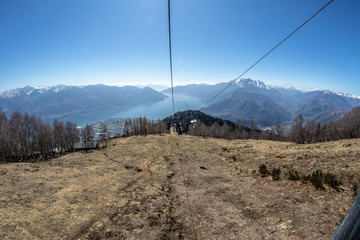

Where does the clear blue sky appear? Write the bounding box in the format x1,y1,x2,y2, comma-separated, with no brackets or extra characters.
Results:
0,0,359,95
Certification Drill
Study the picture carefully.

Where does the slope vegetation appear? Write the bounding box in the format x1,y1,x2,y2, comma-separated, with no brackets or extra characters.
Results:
0,135,359,239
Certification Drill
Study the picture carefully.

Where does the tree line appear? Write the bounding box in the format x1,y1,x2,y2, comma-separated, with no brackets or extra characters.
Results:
0,112,81,162
1,106,358,162
123,117,169,137
289,107,360,144
163,110,278,140
187,119,277,140
118,107,360,144
177,107,360,144
0,113,168,162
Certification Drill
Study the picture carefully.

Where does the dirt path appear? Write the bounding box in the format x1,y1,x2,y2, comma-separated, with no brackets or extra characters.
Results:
77,136,356,240
0,135,358,239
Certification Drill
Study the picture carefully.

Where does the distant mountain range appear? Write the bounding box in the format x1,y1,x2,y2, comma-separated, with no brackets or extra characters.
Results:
163,79,360,126
2,79,360,127
0,84,167,123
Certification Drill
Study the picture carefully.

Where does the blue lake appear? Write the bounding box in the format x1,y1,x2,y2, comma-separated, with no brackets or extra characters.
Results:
58,94,203,127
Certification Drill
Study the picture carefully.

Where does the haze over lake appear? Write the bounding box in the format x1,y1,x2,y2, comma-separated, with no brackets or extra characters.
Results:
59,94,203,127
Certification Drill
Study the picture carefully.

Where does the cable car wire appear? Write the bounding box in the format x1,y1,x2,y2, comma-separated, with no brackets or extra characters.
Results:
168,0,175,114
200,0,334,110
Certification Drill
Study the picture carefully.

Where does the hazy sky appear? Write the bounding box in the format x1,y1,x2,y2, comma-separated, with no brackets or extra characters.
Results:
1,0,359,95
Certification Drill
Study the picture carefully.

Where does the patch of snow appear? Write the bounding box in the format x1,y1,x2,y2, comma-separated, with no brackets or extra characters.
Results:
49,85,69,93
296,87,321,92
235,78,267,89
0,86,34,98
335,91,360,99
267,84,320,93
35,85,51,93
0,84,74,98
21,86,34,95
0,89,19,98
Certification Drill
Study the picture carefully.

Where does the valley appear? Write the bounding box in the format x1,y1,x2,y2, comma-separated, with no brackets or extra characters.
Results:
1,2,359,239
0,135,359,239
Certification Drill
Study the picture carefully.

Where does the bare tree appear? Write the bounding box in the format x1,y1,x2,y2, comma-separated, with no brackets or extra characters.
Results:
131,118,139,136
65,122,79,151
39,123,55,158
81,124,95,149
26,115,41,158
53,119,66,153
0,112,8,160
275,121,284,141
249,120,257,139
340,107,360,139
156,120,168,135
19,114,41,159
141,117,145,135
235,120,243,139
323,121,338,142
209,122,220,138
99,122,109,146
303,120,321,143
261,129,272,140
31,116,42,157
0,111,83,161
289,114,305,144
8,112,23,160
220,122,234,139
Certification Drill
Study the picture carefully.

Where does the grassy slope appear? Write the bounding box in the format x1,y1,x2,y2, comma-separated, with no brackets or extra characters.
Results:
0,135,359,239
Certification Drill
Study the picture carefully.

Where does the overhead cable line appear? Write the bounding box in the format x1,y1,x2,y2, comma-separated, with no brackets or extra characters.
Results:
200,0,334,110
168,0,175,114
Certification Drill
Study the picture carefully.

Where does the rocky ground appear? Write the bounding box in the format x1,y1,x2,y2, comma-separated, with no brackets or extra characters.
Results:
0,135,359,239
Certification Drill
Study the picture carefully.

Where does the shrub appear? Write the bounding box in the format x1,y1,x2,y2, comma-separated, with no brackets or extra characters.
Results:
271,167,281,181
288,169,300,181
309,170,325,190
324,173,342,191
259,164,269,177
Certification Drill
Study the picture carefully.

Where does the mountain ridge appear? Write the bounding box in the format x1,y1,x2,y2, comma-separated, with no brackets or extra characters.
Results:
2,79,360,127
163,78,360,100
0,84,167,123
163,78,360,126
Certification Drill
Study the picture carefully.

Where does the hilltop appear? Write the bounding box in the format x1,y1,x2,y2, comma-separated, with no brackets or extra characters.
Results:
163,110,237,134
0,135,359,239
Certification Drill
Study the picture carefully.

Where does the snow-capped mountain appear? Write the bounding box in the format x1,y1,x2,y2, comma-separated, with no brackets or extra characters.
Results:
0,84,167,123
335,91,360,100
235,78,267,89
236,79,360,99
2,79,360,127
163,78,360,126
0,85,75,98
0,86,33,98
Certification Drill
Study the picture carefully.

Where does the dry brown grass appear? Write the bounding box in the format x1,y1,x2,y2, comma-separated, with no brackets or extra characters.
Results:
0,135,359,239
